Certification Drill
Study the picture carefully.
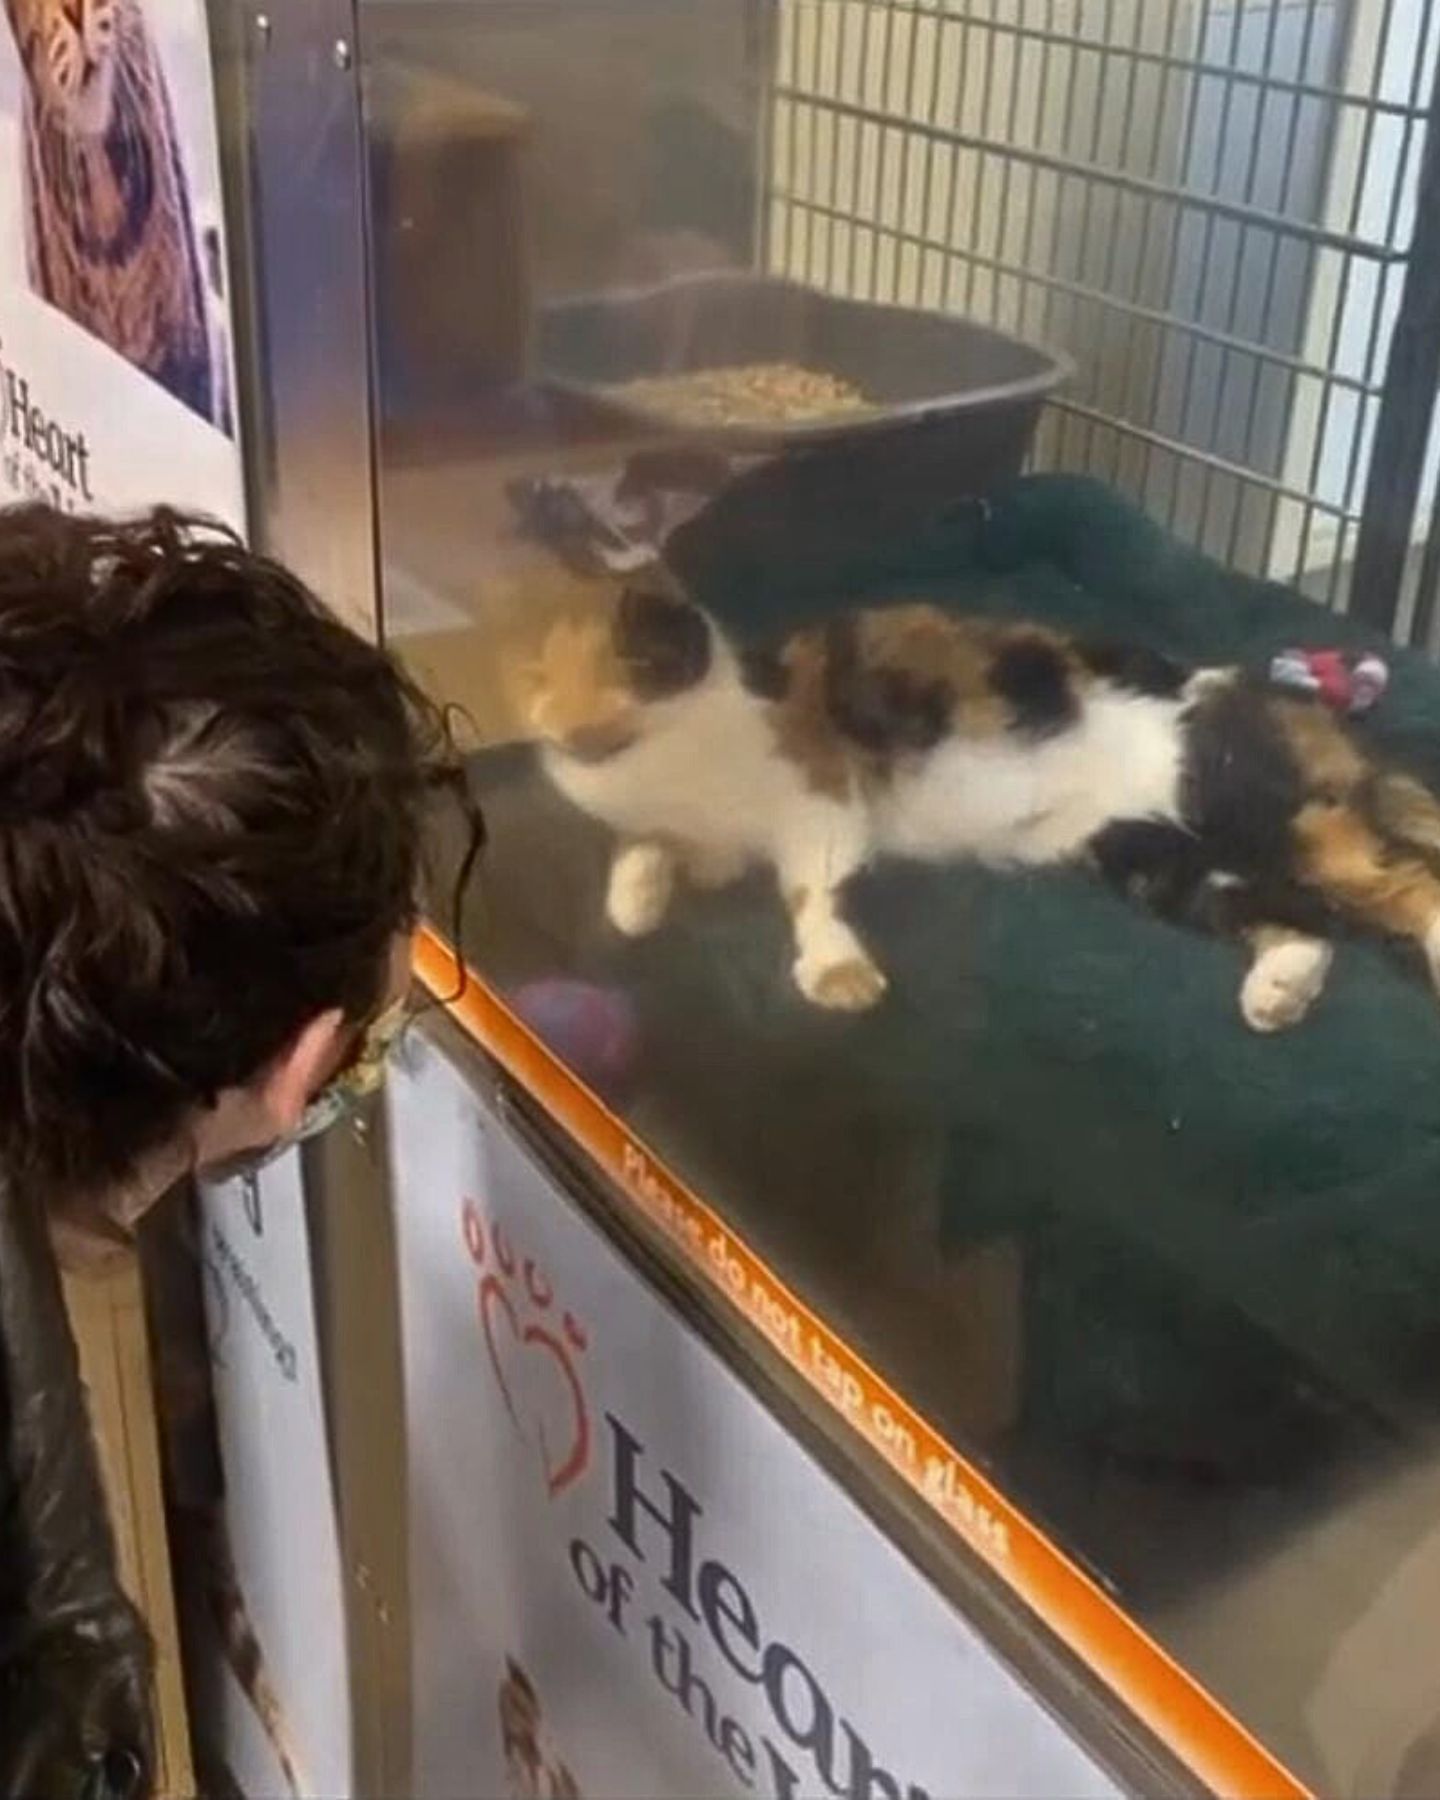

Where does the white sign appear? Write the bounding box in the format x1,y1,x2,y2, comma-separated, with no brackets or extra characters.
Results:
0,0,244,527
198,1152,353,1798
390,1027,1120,1800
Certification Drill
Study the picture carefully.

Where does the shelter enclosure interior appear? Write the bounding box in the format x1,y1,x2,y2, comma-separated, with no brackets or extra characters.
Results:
356,2,1440,1793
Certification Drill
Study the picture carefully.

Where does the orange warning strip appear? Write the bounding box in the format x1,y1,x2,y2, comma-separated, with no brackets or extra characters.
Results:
414,925,1310,1800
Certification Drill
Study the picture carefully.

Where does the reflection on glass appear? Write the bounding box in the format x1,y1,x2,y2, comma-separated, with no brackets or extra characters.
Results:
359,5,1440,1792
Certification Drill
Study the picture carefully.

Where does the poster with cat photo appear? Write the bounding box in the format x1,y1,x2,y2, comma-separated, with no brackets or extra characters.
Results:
0,0,244,528
192,1152,353,1798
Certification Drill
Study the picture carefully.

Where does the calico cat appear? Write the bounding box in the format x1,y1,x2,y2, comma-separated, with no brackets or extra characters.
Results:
514,563,1440,1034
3,0,217,423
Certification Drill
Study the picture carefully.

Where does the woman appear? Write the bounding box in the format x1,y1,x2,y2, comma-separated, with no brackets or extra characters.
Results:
0,504,477,1796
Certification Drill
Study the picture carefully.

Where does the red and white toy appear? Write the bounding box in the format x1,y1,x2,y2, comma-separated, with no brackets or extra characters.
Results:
1269,646,1390,715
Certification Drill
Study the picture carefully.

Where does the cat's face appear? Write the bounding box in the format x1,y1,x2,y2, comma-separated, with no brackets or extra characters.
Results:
5,0,121,133
515,586,714,761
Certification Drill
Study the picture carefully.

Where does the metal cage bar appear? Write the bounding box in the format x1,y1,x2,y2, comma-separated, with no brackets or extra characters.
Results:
764,0,1440,632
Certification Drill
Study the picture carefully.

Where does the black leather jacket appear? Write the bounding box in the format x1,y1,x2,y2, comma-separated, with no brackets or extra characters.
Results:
0,1180,154,1799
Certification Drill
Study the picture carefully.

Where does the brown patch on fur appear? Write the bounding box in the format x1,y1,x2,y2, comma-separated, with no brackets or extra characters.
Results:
766,605,1095,797
1370,770,1440,860
1274,699,1368,799
1279,697,1440,941
858,605,1010,738
845,607,1095,742
768,628,859,801
786,884,809,917
1293,800,1440,940
513,577,710,753
514,610,639,753
612,584,711,699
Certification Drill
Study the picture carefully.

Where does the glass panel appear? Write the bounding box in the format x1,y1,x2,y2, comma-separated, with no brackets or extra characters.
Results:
359,3,1440,1792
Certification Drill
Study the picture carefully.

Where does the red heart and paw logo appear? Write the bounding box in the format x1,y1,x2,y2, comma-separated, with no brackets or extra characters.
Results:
462,1200,591,1496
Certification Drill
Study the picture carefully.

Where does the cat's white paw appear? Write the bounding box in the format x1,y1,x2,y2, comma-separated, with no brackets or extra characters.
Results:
606,845,675,937
685,843,749,891
794,950,889,1012
1240,938,1333,1033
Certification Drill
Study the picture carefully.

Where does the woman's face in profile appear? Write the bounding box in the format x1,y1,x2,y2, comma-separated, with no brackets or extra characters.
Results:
51,935,416,1270
193,931,416,1183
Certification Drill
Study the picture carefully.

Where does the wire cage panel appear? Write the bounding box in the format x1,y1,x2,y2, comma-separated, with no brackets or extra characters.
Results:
763,0,1440,625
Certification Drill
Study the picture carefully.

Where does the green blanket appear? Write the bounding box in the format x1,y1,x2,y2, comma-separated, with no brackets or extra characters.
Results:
473,473,1440,1496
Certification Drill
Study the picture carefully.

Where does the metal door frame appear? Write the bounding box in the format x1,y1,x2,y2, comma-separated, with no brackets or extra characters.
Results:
206,4,411,1794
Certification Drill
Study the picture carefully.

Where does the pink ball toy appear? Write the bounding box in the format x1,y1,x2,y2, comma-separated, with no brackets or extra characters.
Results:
509,979,641,1100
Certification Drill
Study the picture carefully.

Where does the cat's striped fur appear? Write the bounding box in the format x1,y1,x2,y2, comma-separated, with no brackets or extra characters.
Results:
3,0,217,422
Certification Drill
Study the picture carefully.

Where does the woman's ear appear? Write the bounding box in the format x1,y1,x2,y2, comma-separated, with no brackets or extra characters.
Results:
257,1007,349,1135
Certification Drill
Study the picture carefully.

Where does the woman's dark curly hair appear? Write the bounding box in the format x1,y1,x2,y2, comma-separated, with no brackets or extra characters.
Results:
0,503,475,1202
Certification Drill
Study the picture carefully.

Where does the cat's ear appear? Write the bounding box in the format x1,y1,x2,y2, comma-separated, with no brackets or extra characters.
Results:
615,585,711,700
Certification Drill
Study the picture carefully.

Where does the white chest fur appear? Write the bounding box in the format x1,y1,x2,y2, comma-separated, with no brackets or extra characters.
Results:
541,668,811,858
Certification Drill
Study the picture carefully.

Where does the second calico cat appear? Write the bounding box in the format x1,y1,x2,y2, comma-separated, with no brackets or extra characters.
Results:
511,475,1440,1034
